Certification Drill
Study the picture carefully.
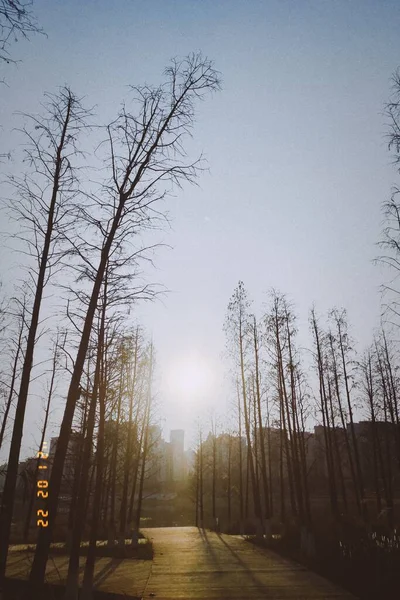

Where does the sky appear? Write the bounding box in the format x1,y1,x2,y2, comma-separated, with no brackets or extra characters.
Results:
1,0,400,456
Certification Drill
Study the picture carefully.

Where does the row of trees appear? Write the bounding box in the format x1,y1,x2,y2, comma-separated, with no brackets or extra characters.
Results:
56,323,155,600
191,285,400,540
190,69,400,541
0,54,220,600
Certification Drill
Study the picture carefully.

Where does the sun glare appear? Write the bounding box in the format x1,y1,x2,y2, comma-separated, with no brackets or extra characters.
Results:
167,356,213,398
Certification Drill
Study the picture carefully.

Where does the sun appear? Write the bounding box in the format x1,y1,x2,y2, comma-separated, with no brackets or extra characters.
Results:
166,355,213,398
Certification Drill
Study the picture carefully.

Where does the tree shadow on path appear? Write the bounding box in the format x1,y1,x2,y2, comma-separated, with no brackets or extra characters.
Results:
214,531,268,593
93,558,123,588
198,528,224,572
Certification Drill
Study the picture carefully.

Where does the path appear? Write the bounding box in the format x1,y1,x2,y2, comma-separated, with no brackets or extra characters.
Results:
141,526,356,600
6,527,356,599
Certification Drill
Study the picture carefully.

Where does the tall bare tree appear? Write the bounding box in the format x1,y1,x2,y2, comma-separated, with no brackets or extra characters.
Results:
250,315,271,527
134,344,153,533
23,334,60,541
0,88,89,588
377,69,400,322
28,53,220,593
0,293,27,451
224,282,262,532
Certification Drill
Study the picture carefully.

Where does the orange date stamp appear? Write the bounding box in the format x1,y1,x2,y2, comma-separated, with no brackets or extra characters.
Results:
36,441,49,527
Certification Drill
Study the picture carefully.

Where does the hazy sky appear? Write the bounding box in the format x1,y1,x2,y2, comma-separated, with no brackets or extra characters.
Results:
1,0,400,455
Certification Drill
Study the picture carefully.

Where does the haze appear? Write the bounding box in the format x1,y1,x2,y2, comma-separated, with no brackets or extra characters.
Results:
1,0,399,455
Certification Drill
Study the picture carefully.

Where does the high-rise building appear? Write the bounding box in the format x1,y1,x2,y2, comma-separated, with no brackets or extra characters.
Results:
170,429,185,481
147,425,167,483
49,430,83,487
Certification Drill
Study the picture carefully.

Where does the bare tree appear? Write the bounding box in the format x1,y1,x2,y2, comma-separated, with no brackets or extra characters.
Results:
250,315,271,528
377,69,400,322
23,334,60,541
118,327,141,544
209,412,218,530
80,283,109,600
310,308,339,517
199,426,204,528
226,431,232,528
28,53,220,593
0,292,27,450
64,312,103,600
331,309,367,520
0,88,89,588
0,0,43,63
224,282,262,533
134,344,153,533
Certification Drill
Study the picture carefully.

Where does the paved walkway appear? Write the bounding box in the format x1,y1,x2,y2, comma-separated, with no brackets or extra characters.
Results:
6,527,356,599
141,527,356,600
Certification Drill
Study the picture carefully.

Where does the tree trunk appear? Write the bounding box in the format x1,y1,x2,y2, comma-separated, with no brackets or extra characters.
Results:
64,335,102,600
29,199,126,591
81,285,107,600
211,425,217,528
227,434,232,529
199,431,204,528
119,329,139,544
23,341,57,541
0,97,73,586
107,369,123,546
135,347,152,533
311,313,338,517
239,314,261,524
237,382,244,530
0,302,25,451
335,315,366,520
127,401,147,527
252,318,271,522
195,450,200,528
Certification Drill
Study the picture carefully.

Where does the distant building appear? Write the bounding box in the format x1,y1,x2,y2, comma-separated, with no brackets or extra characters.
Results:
145,427,190,486
184,448,196,474
147,425,169,484
49,430,83,488
349,420,398,489
170,429,185,481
